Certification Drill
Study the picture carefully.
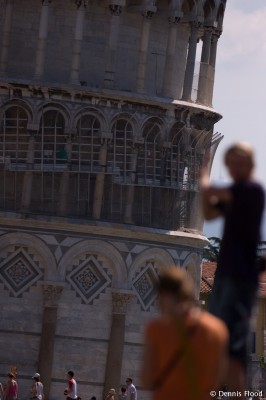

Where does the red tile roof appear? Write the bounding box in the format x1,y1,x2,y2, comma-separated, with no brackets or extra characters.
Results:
201,262,266,298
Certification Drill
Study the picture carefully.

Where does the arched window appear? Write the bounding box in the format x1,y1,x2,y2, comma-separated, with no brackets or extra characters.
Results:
182,0,195,16
35,110,65,167
138,119,162,185
165,124,185,188
108,118,134,183
72,114,101,171
0,106,29,164
0,106,29,211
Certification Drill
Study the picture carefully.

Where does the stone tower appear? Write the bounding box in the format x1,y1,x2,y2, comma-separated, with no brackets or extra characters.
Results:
0,1,226,399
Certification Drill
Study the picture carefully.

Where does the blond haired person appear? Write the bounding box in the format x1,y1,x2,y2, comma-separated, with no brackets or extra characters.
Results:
105,388,116,400
3,373,18,400
141,267,228,400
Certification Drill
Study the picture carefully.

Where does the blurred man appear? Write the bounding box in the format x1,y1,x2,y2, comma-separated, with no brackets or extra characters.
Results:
200,142,265,395
141,267,228,400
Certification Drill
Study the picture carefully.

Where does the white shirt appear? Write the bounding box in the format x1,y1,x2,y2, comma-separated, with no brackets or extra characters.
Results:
68,378,77,399
36,382,44,400
127,383,137,400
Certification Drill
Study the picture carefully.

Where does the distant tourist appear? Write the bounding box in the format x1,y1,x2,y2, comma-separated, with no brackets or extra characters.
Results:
125,378,137,400
64,371,78,400
105,388,116,400
119,387,127,400
30,373,44,400
3,373,18,400
0,382,3,400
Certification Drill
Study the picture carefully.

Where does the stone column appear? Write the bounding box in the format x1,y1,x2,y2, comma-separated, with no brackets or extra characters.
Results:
161,15,180,98
0,0,14,75
207,32,220,107
209,31,219,69
70,1,87,85
182,22,199,102
104,2,125,88
34,0,52,80
38,283,64,399
21,126,39,212
92,140,108,219
196,27,213,105
136,6,156,93
124,148,138,223
57,138,72,216
103,290,133,397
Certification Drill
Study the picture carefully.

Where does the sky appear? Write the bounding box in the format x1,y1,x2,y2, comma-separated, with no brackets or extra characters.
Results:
203,0,266,239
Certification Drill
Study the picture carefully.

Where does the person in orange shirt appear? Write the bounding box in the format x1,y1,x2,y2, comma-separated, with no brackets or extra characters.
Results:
141,267,228,400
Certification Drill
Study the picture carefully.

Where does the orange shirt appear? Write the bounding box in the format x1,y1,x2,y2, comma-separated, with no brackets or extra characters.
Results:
145,310,228,400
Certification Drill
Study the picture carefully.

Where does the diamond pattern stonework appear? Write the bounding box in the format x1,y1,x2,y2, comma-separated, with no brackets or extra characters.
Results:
67,254,111,304
0,248,43,296
132,262,158,311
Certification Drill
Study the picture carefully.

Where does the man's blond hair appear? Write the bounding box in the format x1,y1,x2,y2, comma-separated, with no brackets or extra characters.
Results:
224,142,254,168
157,267,195,302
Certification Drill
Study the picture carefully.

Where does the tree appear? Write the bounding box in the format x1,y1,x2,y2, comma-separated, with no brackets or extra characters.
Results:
202,237,221,262
203,237,266,266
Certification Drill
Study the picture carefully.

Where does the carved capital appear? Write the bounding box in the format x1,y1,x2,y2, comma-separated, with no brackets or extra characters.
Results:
142,9,155,19
168,15,181,24
74,0,88,8
42,282,65,307
212,29,222,39
191,20,203,30
109,5,123,16
112,290,134,314
204,26,214,35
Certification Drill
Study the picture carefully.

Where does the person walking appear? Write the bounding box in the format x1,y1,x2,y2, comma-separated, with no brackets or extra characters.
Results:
30,373,44,400
200,142,265,395
64,371,78,400
3,373,18,400
119,387,127,400
125,379,137,400
105,388,116,400
0,382,3,400
141,267,228,400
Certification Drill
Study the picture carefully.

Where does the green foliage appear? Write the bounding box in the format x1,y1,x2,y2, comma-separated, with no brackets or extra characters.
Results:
259,354,266,369
203,237,221,262
203,237,266,263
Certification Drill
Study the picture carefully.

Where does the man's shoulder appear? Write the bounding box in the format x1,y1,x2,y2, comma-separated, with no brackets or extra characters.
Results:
232,180,264,194
200,311,228,339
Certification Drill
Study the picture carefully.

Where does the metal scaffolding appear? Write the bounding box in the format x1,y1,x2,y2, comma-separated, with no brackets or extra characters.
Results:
0,104,222,230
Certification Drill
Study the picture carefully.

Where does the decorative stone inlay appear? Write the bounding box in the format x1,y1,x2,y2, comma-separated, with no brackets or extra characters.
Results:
67,254,112,304
132,262,159,311
112,290,134,314
0,247,43,297
42,283,65,307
